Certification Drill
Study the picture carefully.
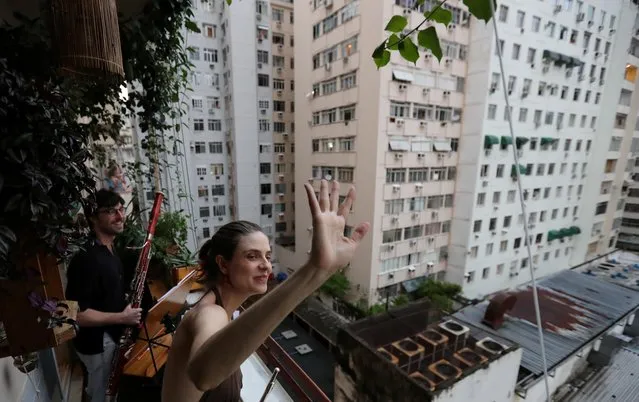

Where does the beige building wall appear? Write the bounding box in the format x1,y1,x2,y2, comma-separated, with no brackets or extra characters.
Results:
279,0,470,305
270,0,297,246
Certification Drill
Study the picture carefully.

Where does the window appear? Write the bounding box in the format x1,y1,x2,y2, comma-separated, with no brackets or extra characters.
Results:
257,74,269,87
487,104,497,120
199,207,210,218
500,241,508,252
518,108,528,122
477,193,486,206
526,48,536,64
532,16,540,32
208,142,222,154
189,47,200,61
511,44,520,60
257,50,269,64
193,119,204,131
498,5,509,22
496,164,505,178
208,119,221,131
202,24,216,38
203,48,218,63
516,11,525,28
473,220,482,233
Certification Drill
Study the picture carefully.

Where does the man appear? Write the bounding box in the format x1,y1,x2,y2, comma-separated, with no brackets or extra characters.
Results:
66,189,142,402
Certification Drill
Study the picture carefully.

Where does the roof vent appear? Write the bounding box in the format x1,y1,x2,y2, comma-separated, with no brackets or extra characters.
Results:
482,293,517,329
437,320,469,351
476,337,508,356
428,359,462,381
376,346,399,365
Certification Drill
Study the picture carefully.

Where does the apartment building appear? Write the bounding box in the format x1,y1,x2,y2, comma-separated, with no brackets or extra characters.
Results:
449,0,639,299
264,0,297,247
617,29,639,251
137,0,298,249
277,0,469,306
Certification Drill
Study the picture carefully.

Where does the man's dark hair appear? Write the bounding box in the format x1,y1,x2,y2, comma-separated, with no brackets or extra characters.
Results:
84,189,125,218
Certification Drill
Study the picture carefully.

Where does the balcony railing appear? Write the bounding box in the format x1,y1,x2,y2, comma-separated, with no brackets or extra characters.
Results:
239,307,331,402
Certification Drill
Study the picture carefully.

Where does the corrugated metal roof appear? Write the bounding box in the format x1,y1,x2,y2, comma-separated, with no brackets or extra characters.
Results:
453,270,639,383
563,347,639,402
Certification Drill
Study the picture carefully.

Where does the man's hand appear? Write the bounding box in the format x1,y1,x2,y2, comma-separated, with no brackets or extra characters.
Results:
303,180,370,281
119,304,142,326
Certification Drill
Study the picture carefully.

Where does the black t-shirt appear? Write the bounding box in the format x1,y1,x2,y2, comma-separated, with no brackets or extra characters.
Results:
66,239,127,355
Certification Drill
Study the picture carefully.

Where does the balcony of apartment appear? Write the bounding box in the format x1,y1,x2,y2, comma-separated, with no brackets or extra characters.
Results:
381,207,453,232
629,38,639,65
376,259,447,290
389,81,465,110
383,181,456,201
386,116,462,139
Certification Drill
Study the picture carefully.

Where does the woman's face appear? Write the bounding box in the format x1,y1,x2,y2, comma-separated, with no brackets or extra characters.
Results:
222,231,272,295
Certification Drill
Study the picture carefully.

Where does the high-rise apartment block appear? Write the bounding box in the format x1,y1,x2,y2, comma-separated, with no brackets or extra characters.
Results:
138,0,296,251
278,0,639,304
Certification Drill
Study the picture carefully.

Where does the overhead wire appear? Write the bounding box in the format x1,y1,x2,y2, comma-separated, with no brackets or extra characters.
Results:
489,0,551,400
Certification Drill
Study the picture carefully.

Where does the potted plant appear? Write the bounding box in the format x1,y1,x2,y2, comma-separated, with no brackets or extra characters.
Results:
167,244,198,285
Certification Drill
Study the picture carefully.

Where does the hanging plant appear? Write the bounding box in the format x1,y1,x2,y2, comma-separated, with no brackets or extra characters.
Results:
0,1,199,279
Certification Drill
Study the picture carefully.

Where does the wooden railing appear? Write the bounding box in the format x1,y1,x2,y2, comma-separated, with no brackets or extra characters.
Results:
239,307,331,402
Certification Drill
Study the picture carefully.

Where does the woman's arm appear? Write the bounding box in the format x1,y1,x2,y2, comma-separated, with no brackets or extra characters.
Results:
187,180,370,391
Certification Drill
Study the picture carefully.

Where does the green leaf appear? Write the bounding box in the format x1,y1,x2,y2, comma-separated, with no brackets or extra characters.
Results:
385,15,408,33
398,37,419,64
463,0,494,23
418,27,443,61
387,34,401,50
226,0,232,4
373,50,391,69
185,20,201,33
427,7,453,26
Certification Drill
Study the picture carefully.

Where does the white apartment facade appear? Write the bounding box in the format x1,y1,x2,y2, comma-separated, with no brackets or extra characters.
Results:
448,0,639,299
138,0,298,250
279,0,470,305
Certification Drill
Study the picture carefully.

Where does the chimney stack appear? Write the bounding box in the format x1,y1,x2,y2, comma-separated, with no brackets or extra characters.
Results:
482,293,517,329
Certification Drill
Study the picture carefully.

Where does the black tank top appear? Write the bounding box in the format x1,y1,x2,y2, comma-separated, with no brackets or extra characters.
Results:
198,287,243,402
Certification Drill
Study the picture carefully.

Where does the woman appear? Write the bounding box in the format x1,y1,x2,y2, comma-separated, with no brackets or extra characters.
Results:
103,164,132,194
161,180,369,402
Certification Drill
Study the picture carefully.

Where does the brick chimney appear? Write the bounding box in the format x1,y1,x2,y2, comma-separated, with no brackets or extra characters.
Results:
482,293,517,329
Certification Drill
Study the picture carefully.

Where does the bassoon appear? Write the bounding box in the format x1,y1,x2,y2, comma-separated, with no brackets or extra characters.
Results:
106,191,164,400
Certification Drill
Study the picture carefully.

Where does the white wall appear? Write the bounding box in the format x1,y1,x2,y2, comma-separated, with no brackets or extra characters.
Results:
434,349,522,402
0,357,26,402
228,0,261,224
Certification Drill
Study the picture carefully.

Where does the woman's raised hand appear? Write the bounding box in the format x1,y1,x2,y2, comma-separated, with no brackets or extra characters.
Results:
303,180,370,278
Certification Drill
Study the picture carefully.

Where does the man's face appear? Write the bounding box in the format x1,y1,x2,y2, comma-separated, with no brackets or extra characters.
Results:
93,203,125,236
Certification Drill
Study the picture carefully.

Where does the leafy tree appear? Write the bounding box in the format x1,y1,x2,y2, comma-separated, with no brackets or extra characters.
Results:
320,270,351,299
415,280,462,311
392,294,410,307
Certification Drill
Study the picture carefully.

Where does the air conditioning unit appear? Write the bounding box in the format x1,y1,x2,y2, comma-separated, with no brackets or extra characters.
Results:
396,119,405,126
417,153,425,158
391,216,399,223
419,121,427,129
409,240,417,247
476,337,508,356
398,84,407,91
415,183,423,190
392,184,401,192
324,63,331,71
395,153,403,160
412,213,419,220
408,265,416,272
422,88,430,96
482,180,488,187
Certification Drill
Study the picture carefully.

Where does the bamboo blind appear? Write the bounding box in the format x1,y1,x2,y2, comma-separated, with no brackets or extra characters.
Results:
50,0,124,79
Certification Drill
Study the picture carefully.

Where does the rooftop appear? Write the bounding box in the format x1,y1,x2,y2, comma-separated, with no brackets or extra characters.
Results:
563,346,639,402
453,269,639,388
338,300,518,398
575,250,639,292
